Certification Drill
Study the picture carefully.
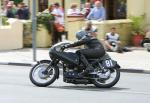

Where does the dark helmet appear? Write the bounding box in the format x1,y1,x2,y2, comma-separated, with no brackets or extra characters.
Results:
76,30,87,40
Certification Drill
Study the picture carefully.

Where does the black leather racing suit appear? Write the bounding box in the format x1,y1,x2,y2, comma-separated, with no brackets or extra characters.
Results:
66,35,106,71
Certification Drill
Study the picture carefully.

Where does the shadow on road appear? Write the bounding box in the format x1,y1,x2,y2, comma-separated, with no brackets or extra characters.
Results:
48,85,129,92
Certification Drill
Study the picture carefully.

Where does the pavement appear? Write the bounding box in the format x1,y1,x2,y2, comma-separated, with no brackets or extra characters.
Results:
0,47,150,74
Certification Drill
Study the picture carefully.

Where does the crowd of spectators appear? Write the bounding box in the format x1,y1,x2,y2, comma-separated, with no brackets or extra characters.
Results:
0,1,137,53
45,1,126,50
46,0,106,44
1,0,106,21
67,0,106,21
1,0,30,20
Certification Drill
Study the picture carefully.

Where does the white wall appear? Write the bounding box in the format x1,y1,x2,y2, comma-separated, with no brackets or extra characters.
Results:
0,19,23,50
127,0,145,17
144,0,150,24
127,0,150,29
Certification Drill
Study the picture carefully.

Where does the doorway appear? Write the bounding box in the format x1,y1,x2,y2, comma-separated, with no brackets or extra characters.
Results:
104,0,127,20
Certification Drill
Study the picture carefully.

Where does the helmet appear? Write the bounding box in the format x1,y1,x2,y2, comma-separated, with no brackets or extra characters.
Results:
76,30,87,40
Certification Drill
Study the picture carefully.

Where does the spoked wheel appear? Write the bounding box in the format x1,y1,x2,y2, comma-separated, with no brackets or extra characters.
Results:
29,60,59,87
93,68,120,88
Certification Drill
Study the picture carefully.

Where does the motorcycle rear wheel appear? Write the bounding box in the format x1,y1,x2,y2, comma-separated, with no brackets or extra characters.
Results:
29,60,59,87
93,68,120,88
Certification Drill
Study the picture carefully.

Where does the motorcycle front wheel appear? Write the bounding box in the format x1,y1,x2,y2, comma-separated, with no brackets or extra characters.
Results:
93,68,120,88
29,60,59,87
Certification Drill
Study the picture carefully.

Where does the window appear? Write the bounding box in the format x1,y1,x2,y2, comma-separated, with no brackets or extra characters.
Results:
115,0,127,19
38,0,48,12
103,0,127,20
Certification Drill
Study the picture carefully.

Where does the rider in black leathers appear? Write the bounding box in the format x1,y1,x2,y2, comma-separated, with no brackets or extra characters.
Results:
64,31,106,75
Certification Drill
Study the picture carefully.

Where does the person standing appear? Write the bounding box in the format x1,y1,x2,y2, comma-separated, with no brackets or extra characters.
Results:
87,0,106,21
1,0,9,16
51,2,64,44
51,3,64,25
6,1,17,18
23,5,30,20
16,3,29,20
82,2,91,18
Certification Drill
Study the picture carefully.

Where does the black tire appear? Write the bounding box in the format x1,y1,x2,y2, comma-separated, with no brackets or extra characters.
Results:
93,68,120,88
29,60,59,87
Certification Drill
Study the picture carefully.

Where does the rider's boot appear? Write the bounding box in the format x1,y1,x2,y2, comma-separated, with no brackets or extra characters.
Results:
77,53,95,77
79,65,95,77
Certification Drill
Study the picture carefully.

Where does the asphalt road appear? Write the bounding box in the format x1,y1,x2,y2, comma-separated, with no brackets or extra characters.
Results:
0,65,150,103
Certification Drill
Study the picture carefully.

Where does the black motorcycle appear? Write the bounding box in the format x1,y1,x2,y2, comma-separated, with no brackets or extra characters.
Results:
29,41,120,88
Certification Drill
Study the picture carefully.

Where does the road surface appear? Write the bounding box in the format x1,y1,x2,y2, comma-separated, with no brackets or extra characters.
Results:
0,65,149,103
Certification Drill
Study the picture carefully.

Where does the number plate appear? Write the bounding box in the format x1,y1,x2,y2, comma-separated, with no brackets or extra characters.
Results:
102,59,117,68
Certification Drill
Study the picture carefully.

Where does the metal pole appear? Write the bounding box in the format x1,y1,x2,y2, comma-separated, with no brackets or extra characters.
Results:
32,0,37,61
0,0,2,26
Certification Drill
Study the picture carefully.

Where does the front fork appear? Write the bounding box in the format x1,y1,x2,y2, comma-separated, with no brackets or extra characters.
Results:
40,59,59,75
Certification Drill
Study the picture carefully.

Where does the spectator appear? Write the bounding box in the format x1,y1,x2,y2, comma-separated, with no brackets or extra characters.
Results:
51,2,64,25
67,3,81,16
141,27,150,52
87,0,106,21
42,4,54,13
23,5,30,19
3,0,9,8
89,0,95,8
6,1,17,18
1,0,9,16
81,2,91,18
51,2,64,44
104,27,123,53
81,21,98,37
145,28,150,39
16,3,30,20
48,4,55,13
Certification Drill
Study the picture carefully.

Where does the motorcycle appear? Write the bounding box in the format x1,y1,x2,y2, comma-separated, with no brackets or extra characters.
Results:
29,41,120,88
